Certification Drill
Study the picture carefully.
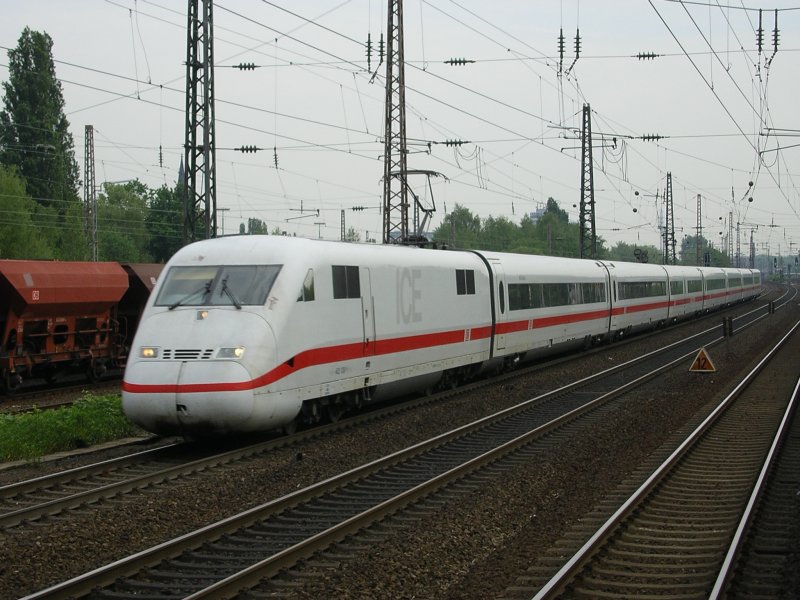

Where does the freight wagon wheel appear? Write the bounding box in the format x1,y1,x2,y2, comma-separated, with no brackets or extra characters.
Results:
3,373,22,395
86,362,107,383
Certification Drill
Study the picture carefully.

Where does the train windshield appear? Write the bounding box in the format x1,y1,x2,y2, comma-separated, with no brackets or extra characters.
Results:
155,265,282,308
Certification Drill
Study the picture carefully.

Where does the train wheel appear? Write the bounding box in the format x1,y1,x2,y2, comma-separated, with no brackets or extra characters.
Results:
326,399,345,423
3,373,22,396
86,362,107,383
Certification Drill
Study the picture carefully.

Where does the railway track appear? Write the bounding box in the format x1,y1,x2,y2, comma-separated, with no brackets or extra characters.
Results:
521,317,800,600
19,290,793,599
1,291,784,533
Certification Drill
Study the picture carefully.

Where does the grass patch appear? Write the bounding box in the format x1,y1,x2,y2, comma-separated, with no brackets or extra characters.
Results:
0,393,140,462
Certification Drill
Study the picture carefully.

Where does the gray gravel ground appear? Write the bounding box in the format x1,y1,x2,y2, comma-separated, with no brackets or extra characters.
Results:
0,294,797,599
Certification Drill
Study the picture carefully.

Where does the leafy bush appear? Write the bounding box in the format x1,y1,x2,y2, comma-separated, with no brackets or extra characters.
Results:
0,394,140,462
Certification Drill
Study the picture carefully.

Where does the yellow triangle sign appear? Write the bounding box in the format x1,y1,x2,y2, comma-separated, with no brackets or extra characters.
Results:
689,347,716,373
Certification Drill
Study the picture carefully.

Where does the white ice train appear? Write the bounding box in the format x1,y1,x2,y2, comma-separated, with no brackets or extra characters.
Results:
122,236,761,437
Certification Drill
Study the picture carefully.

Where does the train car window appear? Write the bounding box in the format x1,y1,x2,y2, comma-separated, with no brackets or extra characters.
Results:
581,282,606,304
670,280,684,295
542,283,569,307
687,279,703,293
618,280,666,300
456,269,476,295
297,269,315,302
508,283,524,310
706,278,726,291
332,265,360,299
728,276,742,287
568,283,581,305
155,265,281,307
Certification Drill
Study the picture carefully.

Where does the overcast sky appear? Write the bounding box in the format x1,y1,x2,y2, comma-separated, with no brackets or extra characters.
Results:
2,0,799,258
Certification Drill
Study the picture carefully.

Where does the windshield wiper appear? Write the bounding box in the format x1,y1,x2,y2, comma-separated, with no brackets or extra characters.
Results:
220,276,242,309
168,280,212,310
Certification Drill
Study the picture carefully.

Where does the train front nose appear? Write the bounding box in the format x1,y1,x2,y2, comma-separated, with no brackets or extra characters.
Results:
123,356,258,436
122,310,277,436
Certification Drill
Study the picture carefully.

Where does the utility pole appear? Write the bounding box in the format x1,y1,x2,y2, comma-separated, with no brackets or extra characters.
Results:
728,211,734,265
579,103,596,259
696,194,703,266
184,0,217,244
382,0,409,244
83,125,98,261
664,172,676,265
217,207,229,236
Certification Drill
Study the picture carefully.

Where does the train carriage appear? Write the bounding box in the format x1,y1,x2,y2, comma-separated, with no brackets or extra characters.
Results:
722,268,746,304
602,261,670,335
701,267,728,311
478,252,611,362
0,260,129,392
663,265,704,322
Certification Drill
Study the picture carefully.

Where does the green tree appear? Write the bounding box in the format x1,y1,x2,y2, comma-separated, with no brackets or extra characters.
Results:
607,241,663,264
246,218,268,234
146,183,183,262
432,204,482,248
679,235,729,267
481,215,518,251
0,28,80,214
96,181,152,262
533,199,580,257
344,226,361,242
0,165,52,258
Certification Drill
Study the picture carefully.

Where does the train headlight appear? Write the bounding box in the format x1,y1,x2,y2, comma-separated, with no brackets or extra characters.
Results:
139,347,160,359
217,347,245,359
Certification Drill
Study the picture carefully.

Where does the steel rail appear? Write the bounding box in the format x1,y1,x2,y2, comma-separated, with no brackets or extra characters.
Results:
531,317,800,600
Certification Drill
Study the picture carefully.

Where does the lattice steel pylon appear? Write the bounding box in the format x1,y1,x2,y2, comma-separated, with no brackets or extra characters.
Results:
579,103,596,259
184,0,217,244
83,125,98,261
663,172,676,265
696,194,703,266
382,0,409,244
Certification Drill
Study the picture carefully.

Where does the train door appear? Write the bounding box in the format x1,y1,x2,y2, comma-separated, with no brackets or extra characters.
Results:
493,262,507,351
361,267,375,355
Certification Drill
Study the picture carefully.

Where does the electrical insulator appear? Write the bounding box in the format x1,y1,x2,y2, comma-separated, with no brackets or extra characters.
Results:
574,29,581,58
378,33,385,63
772,27,779,52
236,62,257,71
158,145,163,168
757,9,764,53
366,33,372,71
239,145,258,153
636,52,659,60
351,206,365,212
273,146,279,168
445,58,474,66
558,28,565,59
443,139,469,147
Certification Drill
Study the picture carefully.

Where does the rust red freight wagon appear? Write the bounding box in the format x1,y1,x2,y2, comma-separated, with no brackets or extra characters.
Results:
0,260,129,393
